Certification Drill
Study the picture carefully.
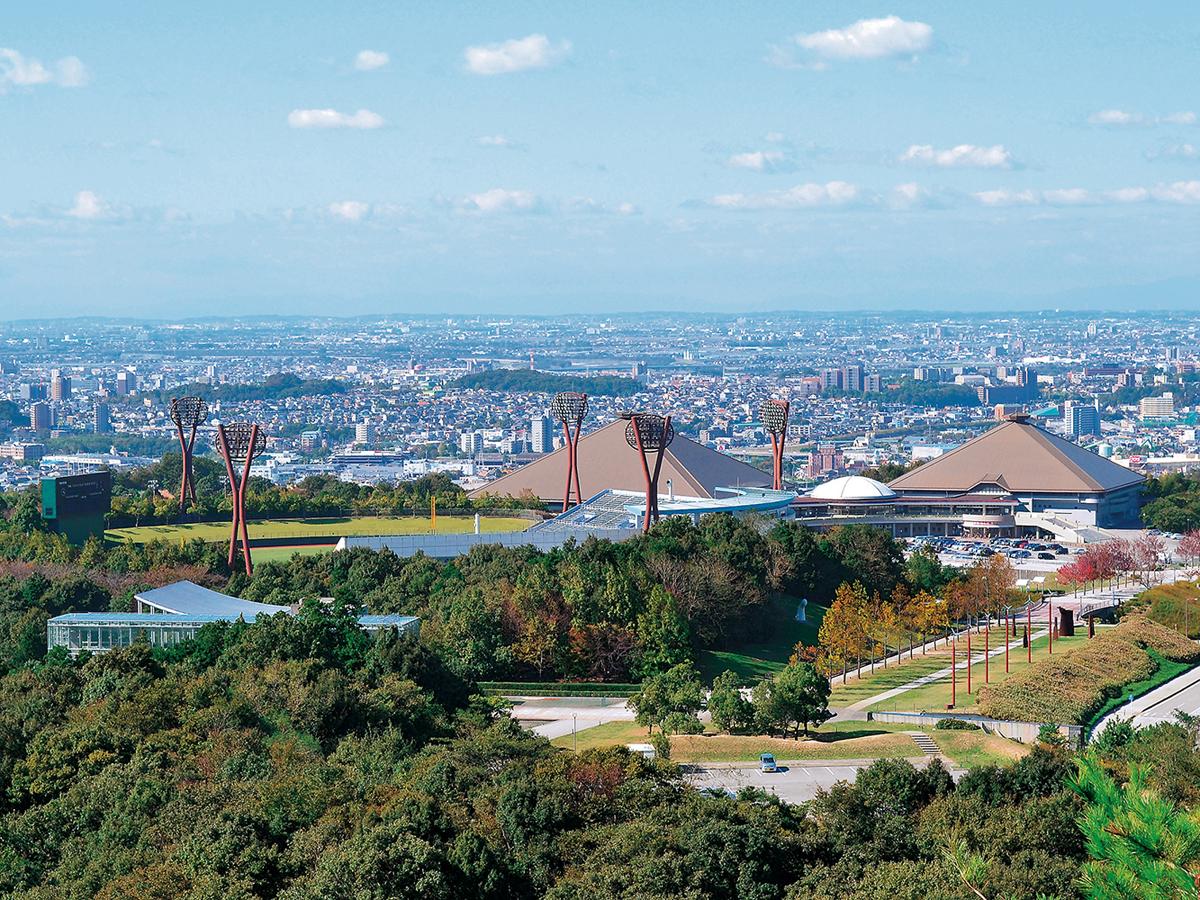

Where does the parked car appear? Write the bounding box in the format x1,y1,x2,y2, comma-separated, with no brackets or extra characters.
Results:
760,752,778,773
1038,552,1056,560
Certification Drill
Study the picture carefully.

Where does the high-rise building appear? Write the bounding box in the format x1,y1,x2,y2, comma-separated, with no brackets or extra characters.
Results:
530,415,554,454
1015,366,1037,388
819,368,843,392
29,401,52,433
355,421,374,445
1139,394,1175,419
458,431,482,455
93,402,111,434
300,430,323,451
19,383,47,401
116,370,137,395
50,370,71,401
631,361,647,378
864,373,883,393
842,364,864,393
1063,400,1101,438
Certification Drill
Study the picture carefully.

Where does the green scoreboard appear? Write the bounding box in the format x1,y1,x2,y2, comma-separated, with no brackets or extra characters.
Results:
40,471,112,545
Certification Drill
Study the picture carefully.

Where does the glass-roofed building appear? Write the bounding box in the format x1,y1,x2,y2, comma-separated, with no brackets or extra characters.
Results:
47,580,418,656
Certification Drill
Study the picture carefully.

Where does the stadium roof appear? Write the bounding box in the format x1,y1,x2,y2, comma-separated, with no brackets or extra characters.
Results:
887,417,1145,495
134,581,290,618
467,419,772,502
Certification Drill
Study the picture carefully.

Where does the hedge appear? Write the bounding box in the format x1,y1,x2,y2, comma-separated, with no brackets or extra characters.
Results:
977,614,1200,724
477,682,640,697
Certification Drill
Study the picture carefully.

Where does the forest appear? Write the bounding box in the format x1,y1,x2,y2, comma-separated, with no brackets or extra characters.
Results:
449,369,642,397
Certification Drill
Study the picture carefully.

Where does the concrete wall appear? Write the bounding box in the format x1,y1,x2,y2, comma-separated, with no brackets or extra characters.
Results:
869,710,1084,748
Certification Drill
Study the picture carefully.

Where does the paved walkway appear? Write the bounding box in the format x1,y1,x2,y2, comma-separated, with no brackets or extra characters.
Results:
508,696,635,740
847,628,1050,711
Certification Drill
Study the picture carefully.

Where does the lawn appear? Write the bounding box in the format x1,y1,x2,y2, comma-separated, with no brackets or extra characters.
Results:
697,597,826,684
551,719,923,762
866,633,1090,714
106,515,532,544
248,545,334,564
828,651,955,706
928,730,1031,769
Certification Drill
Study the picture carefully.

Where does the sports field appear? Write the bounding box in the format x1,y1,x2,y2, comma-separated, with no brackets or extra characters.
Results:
106,515,532,545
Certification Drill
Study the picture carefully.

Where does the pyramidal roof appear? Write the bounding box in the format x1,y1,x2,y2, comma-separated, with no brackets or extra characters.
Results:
468,419,773,502
888,417,1144,495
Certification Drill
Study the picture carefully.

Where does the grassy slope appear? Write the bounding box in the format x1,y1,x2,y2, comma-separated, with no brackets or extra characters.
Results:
1086,649,1194,729
929,730,1031,768
697,598,827,684
106,515,531,543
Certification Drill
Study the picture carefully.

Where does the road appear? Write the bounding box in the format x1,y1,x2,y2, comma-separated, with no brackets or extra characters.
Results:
685,756,962,804
1092,665,1200,738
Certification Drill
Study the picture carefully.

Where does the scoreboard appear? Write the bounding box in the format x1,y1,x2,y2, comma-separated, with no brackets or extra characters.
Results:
40,471,112,544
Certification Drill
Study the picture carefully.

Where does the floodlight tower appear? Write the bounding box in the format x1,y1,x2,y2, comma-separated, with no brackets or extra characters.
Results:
760,398,790,491
550,391,588,512
214,422,266,575
624,413,674,533
169,396,209,517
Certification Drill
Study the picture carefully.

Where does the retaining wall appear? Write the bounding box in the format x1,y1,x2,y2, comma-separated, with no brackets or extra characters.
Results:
868,710,1084,748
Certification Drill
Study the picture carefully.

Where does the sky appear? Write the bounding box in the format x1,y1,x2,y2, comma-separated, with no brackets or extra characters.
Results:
4,1,1200,318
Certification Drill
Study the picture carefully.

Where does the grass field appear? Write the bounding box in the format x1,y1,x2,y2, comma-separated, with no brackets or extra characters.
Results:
106,515,532,545
550,719,921,762
697,598,826,684
828,631,1091,712
928,730,1031,769
248,546,334,563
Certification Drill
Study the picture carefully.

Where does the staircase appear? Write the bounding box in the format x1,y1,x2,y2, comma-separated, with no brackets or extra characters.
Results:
908,731,940,756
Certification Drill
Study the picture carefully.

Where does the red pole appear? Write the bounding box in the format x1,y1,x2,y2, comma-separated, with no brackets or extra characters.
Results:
985,617,990,684
239,425,258,576
216,425,239,570
188,424,199,505
571,424,583,508
950,638,956,708
176,422,190,515
1048,601,1053,655
1005,616,1010,673
648,416,671,525
561,420,574,513
778,401,788,490
966,627,972,694
631,416,654,533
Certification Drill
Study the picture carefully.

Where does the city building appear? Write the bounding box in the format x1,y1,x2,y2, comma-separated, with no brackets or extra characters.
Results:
530,415,554,453
355,420,375,445
842,364,864,393
29,401,52,433
886,415,1144,532
50,370,71,401
46,581,418,656
94,402,111,434
864,373,883,393
0,442,44,462
459,431,482,456
819,368,843,392
1139,394,1175,420
116,370,137,395
1063,400,1101,439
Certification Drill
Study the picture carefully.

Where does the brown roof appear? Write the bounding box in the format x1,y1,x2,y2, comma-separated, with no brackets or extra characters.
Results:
468,419,773,502
888,418,1145,495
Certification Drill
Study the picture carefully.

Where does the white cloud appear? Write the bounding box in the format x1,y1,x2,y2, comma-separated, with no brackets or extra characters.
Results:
709,181,859,210
973,189,1039,206
1042,188,1094,205
0,49,88,89
464,34,570,75
1089,109,1140,126
329,200,370,221
1089,109,1197,127
563,197,641,215
901,143,1013,169
1150,143,1200,161
460,188,542,213
1152,181,1200,203
727,150,790,172
288,108,384,129
764,131,787,144
1106,187,1149,203
354,50,389,71
477,134,514,147
67,190,107,219
783,16,932,65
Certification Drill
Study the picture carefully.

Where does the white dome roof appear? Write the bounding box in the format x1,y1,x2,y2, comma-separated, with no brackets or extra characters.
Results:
808,475,897,501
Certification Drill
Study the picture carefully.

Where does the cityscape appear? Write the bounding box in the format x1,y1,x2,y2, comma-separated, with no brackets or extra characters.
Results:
5,3,1200,898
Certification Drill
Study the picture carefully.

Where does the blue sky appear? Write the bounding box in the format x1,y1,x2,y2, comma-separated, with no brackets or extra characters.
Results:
4,2,1200,317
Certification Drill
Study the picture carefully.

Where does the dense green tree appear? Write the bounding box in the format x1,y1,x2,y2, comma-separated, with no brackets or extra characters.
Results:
629,663,704,736
752,660,832,738
708,669,754,733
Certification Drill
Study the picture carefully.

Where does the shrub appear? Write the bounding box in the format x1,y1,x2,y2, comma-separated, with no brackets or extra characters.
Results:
934,718,981,731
